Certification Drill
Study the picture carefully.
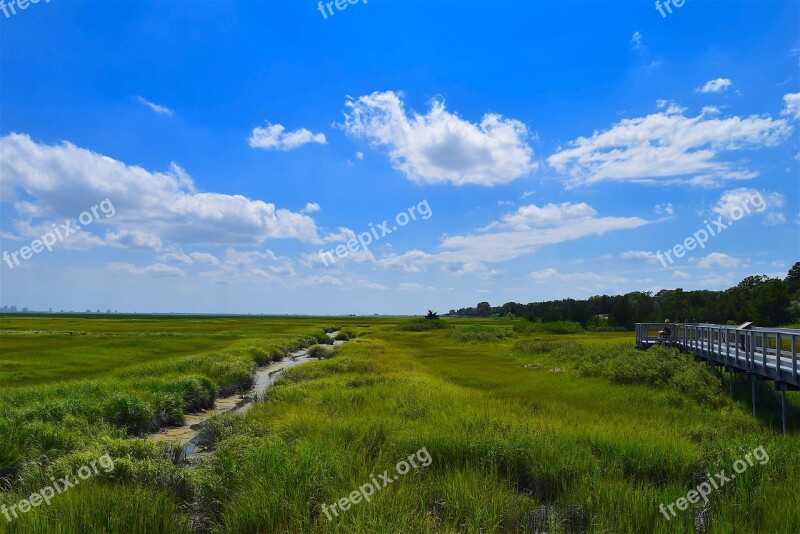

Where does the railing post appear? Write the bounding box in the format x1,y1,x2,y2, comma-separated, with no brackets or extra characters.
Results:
793,334,798,384
776,333,782,380
733,330,739,365
726,327,731,364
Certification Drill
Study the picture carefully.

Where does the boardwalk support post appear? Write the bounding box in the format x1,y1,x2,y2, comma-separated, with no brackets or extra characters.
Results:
729,370,734,397
750,373,757,417
777,383,787,435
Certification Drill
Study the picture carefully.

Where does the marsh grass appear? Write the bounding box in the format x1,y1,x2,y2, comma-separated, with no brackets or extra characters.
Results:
1,316,798,533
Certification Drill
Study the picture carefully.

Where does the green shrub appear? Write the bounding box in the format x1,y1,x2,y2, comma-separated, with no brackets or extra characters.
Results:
447,325,515,343
307,345,334,359
397,318,449,331
334,327,357,340
103,395,156,435
168,375,216,412
513,320,584,334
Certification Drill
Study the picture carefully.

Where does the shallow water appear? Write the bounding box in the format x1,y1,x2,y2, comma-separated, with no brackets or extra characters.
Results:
148,332,341,458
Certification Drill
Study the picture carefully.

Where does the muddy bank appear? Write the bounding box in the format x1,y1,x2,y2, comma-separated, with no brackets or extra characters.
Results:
149,332,344,457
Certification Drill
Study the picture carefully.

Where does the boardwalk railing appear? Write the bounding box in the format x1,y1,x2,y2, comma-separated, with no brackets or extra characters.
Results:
637,322,799,433
636,323,800,389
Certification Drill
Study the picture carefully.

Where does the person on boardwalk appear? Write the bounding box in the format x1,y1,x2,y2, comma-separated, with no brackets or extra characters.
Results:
658,319,671,339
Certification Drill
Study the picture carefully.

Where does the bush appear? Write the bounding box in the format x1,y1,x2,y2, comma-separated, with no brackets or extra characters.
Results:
310,330,334,345
168,376,216,412
447,325,515,343
516,340,723,405
513,320,584,334
334,328,357,341
307,345,334,359
103,395,156,435
397,318,449,331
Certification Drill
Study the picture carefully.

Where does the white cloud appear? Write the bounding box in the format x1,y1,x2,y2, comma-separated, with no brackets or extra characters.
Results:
303,202,321,213
356,279,388,290
323,227,356,243
712,188,785,225
630,31,644,51
341,91,536,186
655,203,674,216
188,252,222,267
108,262,184,277
378,202,651,269
782,92,800,120
696,253,740,269
104,229,163,250
157,249,194,265
548,104,791,187
248,122,327,151
481,202,598,231
0,133,325,249
134,96,174,116
397,282,435,291
673,270,691,279
355,151,364,160
620,250,659,263
696,78,732,94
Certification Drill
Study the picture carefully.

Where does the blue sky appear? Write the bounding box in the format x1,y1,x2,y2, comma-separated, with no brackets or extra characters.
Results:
1,0,798,314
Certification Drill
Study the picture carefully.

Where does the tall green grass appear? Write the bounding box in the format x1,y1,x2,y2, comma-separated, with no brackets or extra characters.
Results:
1,316,797,533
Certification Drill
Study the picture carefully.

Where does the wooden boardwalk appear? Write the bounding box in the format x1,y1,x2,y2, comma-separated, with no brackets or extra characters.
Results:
636,322,799,432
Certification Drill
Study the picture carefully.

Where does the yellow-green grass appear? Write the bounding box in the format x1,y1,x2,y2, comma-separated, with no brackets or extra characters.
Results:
1,316,798,533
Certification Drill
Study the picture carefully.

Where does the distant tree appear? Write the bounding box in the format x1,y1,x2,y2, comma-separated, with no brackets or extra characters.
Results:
609,297,633,329
785,261,800,293
476,302,491,317
426,310,439,319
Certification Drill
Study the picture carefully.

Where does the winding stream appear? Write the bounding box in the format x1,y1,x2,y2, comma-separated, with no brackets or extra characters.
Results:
149,332,344,458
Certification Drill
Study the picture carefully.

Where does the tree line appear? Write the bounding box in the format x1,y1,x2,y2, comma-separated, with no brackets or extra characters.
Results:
446,262,800,329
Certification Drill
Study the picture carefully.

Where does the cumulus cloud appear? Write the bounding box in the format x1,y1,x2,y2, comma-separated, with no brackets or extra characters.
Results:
341,91,535,186
481,202,598,231
0,133,325,249
696,253,740,269
548,104,791,187
248,122,327,150
713,188,785,225
377,202,651,270
134,96,174,116
621,250,659,263
696,78,732,93
783,92,800,120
